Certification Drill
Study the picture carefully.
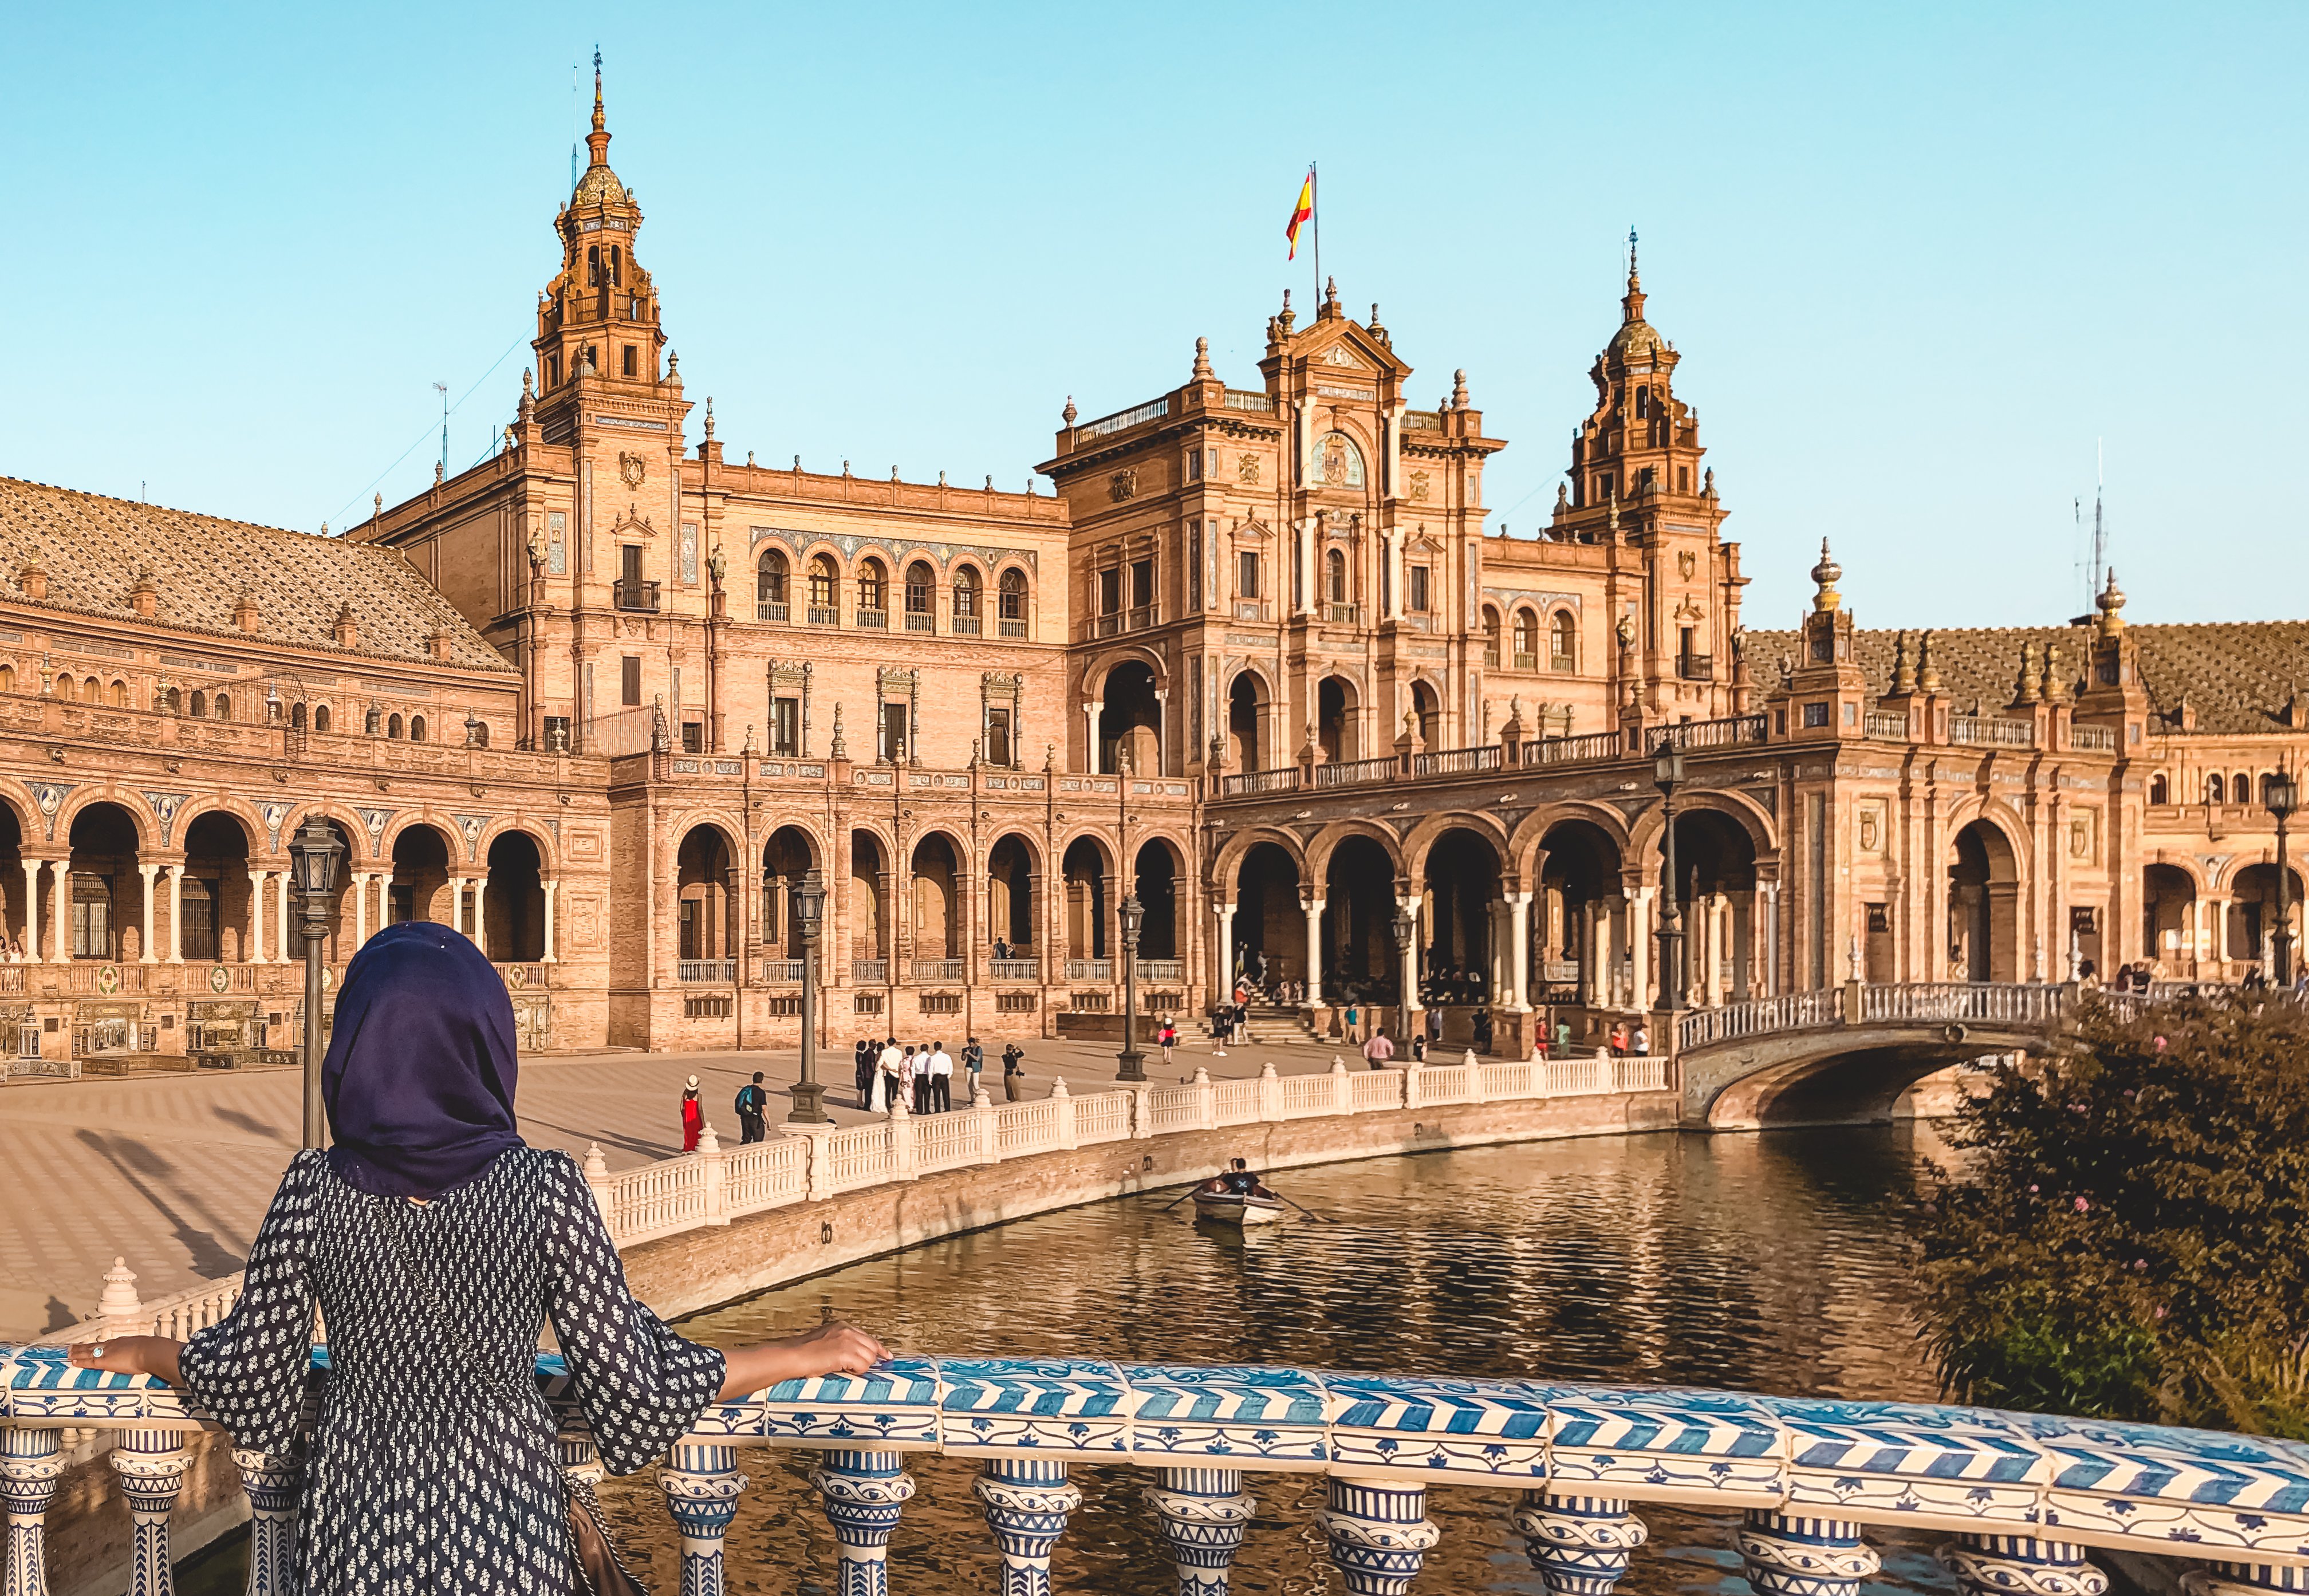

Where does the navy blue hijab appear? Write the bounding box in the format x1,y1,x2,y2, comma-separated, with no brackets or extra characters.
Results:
322,921,524,1199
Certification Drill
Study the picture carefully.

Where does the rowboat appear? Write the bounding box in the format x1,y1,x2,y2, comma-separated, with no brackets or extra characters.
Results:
1193,1191,1285,1227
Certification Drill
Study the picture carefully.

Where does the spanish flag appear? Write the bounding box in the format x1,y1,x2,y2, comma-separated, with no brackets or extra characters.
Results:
1286,165,1315,259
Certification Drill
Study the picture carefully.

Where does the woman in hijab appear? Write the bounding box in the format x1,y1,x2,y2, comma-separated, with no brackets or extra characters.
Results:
69,921,887,1595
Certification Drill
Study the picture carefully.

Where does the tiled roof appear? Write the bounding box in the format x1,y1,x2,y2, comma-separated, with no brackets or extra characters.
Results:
1743,619,2309,737
0,478,511,673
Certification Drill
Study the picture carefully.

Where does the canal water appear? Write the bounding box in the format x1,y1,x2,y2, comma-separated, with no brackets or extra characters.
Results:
185,1125,1954,1594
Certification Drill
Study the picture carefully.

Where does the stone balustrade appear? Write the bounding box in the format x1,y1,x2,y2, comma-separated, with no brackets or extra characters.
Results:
5,1343,2307,1596
1674,978,2264,1054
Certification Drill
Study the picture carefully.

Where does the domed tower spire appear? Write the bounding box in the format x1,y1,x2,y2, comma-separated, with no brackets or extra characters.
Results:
586,48,610,170
1622,224,1645,325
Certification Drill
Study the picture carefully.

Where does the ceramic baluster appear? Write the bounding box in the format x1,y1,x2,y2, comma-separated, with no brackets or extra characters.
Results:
975,1457,1082,1596
1737,1511,1879,1596
232,1449,302,1596
811,1448,915,1596
109,1428,190,1596
1938,1535,2109,1596
1,1427,64,1596
1317,1477,1440,1595
1514,1492,1649,1595
1146,1467,1256,1594
2180,1562,2309,1596
659,1440,747,1596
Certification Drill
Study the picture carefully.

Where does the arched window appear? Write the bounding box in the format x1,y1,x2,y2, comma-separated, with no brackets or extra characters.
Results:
84,676,100,701
610,245,622,286
1512,610,1539,668
51,675,71,703
365,704,381,735
1481,606,1502,667
952,567,982,626
857,557,887,617
0,665,14,693
290,702,308,730
998,568,1028,637
1550,610,1578,672
189,689,206,716
586,245,600,286
904,560,935,631
161,685,179,714
1325,548,1347,606
109,680,127,707
2206,773,2225,803
757,550,790,617
388,713,404,740
410,715,427,743
807,554,838,618
2235,771,2251,804
212,693,230,720
2149,773,2169,805
314,704,332,732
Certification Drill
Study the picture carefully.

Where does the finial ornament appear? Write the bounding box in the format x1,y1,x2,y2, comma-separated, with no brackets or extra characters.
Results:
1628,224,1640,287
2043,640,2071,705
1892,630,1917,695
1191,336,1212,380
703,397,714,439
2013,642,2043,707
1452,369,1469,409
1555,482,1570,513
1062,395,1077,426
1810,538,1842,612
1918,630,1942,694
829,702,847,760
2098,567,2127,635
666,350,679,381
1324,275,1338,308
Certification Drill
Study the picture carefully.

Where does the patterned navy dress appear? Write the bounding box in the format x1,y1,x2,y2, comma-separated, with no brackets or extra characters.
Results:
180,1146,726,1595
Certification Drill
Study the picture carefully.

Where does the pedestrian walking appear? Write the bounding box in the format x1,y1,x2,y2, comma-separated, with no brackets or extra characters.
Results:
1002,1041,1026,1102
67,920,893,1596
1159,1017,1178,1068
1632,1023,1651,1057
735,1071,768,1143
963,1035,984,1100
854,1039,873,1107
1410,1033,1427,1063
1343,1003,1360,1044
1609,1021,1628,1057
1362,1028,1394,1069
680,1075,704,1151
928,1042,953,1113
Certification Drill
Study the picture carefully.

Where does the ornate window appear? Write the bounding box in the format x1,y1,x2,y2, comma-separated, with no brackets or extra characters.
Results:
212,693,230,720
388,713,404,740
952,567,982,628
1325,548,1347,605
857,557,887,614
2149,774,2169,804
998,568,1029,639
1550,610,1578,672
757,549,789,618
188,689,205,716
2208,773,2225,804
807,554,839,616
410,715,427,743
1481,607,1502,667
1512,610,1539,669
1314,431,1366,488
314,704,332,732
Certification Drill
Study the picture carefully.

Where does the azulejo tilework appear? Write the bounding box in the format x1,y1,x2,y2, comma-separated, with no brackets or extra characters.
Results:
7,1346,2309,1560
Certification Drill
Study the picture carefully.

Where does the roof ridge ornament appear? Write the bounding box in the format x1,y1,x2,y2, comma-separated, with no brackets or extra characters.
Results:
1810,539,1841,612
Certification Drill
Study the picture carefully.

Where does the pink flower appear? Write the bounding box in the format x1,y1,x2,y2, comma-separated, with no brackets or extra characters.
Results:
2028,1184,2039,1194
2074,1197,2091,1212
2154,1305,2166,1319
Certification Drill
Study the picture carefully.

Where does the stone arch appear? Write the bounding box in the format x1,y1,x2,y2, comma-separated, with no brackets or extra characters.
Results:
995,563,1031,636
1230,837,1302,991
1096,658,1163,776
1316,673,1360,764
1625,789,1777,872
1528,813,1629,1007
1948,817,2024,982
1508,801,1634,888
482,829,548,961
469,816,562,877
1060,833,1113,961
758,822,819,952
909,829,966,960
1406,673,1443,747
1318,829,1406,1005
1305,818,1404,882
170,793,278,859
674,821,741,962
849,827,890,964
1414,823,1507,1027
52,787,157,855
1208,823,1304,897
378,813,463,866
1226,665,1272,773
388,819,460,927
1130,836,1183,960
1400,810,1510,886
986,830,1041,953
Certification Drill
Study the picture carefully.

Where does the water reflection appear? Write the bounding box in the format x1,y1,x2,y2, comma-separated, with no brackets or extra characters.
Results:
592,1125,1953,1595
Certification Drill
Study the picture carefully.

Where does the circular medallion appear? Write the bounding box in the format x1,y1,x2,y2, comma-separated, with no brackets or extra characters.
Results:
508,965,528,988
208,964,231,994
96,965,119,996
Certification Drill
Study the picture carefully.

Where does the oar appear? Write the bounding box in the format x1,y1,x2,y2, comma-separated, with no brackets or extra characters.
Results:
1160,1185,1204,1212
1274,1192,1333,1224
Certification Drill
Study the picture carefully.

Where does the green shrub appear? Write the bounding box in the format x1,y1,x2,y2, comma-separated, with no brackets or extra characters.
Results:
1918,995,2309,1432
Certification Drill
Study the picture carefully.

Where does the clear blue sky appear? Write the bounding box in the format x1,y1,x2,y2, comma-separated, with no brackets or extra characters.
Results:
8,2,2302,629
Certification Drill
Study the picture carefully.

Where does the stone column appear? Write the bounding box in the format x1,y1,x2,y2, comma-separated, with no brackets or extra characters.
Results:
1704,894,1725,1007
350,872,369,950
1738,1512,1879,1596
1319,1477,1441,1595
1760,880,1780,997
1397,896,1423,1028
246,868,266,966
1507,891,1533,1012
136,863,157,964
1148,1466,1256,1594
1629,888,1653,1012
1083,702,1102,774
975,1457,1082,1596
109,1429,191,1596
1302,897,1325,1006
234,1448,302,1596
543,878,560,963
813,1449,915,1596
1513,1492,1649,1596
660,1440,747,1596
274,870,293,963
1213,903,1235,994
18,858,41,964
1,1426,66,1595
50,862,66,964
167,867,184,964
474,877,491,959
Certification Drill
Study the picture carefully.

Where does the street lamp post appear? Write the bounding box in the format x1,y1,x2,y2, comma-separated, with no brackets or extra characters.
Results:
1116,892,1146,1082
2268,774,2297,987
1653,739,1686,1014
1392,903,1416,1024
791,869,828,1123
285,815,344,1148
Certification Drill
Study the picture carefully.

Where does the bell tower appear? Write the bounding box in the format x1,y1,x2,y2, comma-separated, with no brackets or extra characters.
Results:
530,60,673,436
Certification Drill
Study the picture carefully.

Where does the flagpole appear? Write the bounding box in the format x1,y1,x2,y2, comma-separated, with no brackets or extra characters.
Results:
1310,160,1319,305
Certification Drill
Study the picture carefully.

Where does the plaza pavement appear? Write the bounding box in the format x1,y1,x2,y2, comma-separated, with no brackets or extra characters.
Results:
0,1028,1373,1341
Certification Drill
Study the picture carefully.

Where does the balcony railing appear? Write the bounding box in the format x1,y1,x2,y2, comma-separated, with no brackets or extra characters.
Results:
1864,709,1910,739
1222,389,1274,412
1548,652,1575,672
756,600,789,622
1137,958,1184,982
1512,651,1538,670
1065,958,1113,981
989,957,1040,982
852,959,888,983
1326,602,1361,625
1314,754,1400,789
2072,723,2117,751
1127,604,1157,630
1410,744,1503,778
1075,396,1168,438
854,608,888,629
1217,767,1301,797
1518,731,1621,766
999,617,1029,639
1657,714,1768,751
913,959,964,983
904,611,935,633
951,614,982,636
1951,714,2035,748
677,960,735,984
756,959,806,983
806,605,840,626
1676,652,1715,682
613,578,662,613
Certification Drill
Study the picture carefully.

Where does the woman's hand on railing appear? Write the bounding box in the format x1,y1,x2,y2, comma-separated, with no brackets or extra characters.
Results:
715,1321,891,1400
65,1334,184,1385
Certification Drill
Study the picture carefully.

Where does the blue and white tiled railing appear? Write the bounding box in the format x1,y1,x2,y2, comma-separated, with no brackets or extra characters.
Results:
6,1345,2309,1596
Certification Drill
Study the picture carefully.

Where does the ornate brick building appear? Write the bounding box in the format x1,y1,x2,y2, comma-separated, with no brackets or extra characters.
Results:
0,81,2298,1070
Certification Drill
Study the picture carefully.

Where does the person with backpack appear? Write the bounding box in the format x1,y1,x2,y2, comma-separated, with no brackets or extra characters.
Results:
734,1071,769,1142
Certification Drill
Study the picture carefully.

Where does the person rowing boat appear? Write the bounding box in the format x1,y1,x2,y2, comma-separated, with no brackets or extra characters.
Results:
1192,1158,1284,1226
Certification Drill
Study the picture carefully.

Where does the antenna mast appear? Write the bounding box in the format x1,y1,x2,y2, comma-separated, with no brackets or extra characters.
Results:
2090,439,2106,602
436,382,450,478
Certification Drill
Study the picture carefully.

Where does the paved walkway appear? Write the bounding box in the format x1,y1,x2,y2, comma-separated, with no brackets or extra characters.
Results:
0,1028,1381,1341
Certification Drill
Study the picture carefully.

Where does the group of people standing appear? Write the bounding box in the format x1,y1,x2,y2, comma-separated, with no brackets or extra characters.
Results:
851,1036,1027,1110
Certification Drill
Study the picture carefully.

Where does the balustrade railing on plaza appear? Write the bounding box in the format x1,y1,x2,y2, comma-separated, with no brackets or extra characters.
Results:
756,959,807,983
7,1339,2304,1596
911,959,964,983
989,957,1041,982
1678,980,2080,1053
1951,713,2036,748
677,959,735,985
1518,730,1625,766
852,959,888,984
1863,709,1910,739
1657,713,1769,751
1137,958,1184,983
1063,958,1113,982
2071,723,2118,751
